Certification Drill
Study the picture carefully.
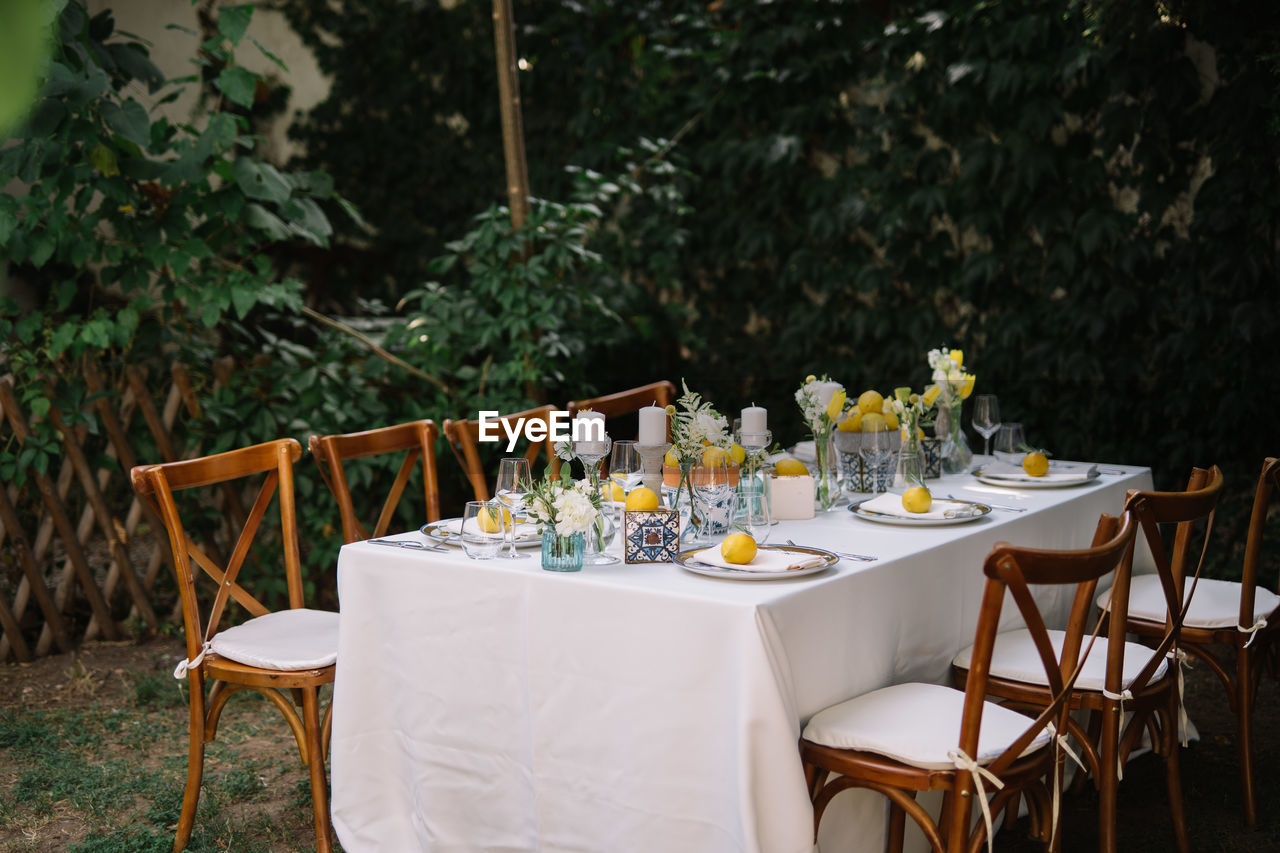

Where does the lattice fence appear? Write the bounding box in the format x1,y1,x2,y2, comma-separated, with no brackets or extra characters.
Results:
0,363,223,662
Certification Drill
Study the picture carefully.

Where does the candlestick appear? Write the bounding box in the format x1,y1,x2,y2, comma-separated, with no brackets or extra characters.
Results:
638,406,666,446
635,443,671,498
573,410,609,456
740,405,766,435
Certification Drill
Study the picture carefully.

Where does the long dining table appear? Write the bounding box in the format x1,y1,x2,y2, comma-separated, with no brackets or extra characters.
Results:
329,462,1154,852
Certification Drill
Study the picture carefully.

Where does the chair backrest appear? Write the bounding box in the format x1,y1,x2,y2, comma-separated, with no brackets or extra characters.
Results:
567,380,676,425
442,405,560,501
1239,457,1279,628
131,438,304,666
955,512,1136,827
1114,465,1225,690
309,420,442,544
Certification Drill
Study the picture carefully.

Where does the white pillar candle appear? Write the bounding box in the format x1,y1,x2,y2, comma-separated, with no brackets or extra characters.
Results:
638,406,666,446
740,405,767,434
573,410,608,453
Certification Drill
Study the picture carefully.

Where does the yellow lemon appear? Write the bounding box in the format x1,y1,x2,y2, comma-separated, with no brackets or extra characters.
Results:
960,374,976,400
950,349,964,366
902,486,932,513
702,446,730,466
922,384,941,407
721,532,757,565
602,481,625,502
774,457,808,476
729,443,747,464
664,449,679,467
625,486,660,511
882,410,900,430
857,390,884,415
478,506,511,533
1022,452,1049,477
860,412,888,433
825,389,847,421
837,413,862,433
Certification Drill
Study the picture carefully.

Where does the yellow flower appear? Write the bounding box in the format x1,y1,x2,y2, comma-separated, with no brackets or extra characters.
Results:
804,374,816,384
960,374,976,399
922,384,941,407
825,389,846,421
949,349,964,366
664,404,676,415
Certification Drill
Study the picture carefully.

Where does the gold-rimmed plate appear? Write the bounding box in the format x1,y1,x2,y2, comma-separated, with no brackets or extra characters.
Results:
674,544,837,581
420,519,542,549
849,498,992,527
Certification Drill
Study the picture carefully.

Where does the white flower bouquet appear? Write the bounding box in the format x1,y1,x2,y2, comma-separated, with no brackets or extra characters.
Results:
523,467,603,537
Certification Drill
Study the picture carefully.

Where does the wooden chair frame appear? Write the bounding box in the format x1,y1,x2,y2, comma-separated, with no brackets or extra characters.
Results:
309,419,442,543
1122,460,1273,824
443,404,560,501
566,380,676,423
131,438,333,853
802,513,1136,853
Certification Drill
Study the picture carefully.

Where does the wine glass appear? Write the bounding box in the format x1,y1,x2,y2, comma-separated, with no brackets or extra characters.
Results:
859,428,894,494
494,457,532,560
609,441,643,498
691,453,735,541
972,395,1001,459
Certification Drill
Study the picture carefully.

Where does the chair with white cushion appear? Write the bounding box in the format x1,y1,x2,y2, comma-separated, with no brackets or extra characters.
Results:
801,512,1136,853
132,438,338,853
1106,460,1272,824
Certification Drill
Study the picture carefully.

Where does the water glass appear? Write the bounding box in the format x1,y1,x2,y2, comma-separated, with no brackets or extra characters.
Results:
495,457,532,560
972,395,1001,458
461,501,504,560
738,487,772,545
609,440,643,497
994,423,1026,456
692,454,737,537
859,428,895,493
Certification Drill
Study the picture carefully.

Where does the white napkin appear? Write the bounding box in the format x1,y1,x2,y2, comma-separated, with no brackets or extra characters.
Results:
980,460,1098,483
696,545,823,573
443,517,538,539
858,492,983,520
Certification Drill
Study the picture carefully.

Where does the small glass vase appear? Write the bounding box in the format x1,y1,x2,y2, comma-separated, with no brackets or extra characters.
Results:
813,427,839,512
940,405,972,475
541,530,585,572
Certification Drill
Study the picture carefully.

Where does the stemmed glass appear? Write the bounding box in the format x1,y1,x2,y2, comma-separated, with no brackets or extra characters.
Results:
494,457,532,560
574,429,615,565
972,395,1001,459
609,441,643,498
859,428,895,494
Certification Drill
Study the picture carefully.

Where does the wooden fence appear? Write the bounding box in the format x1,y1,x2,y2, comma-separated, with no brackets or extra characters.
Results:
0,363,219,663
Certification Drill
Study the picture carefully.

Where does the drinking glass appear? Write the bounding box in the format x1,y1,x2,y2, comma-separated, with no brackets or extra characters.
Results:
609,441,643,498
994,423,1026,457
972,395,1001,458
738,488,772,545
859,428,895,494
494,457,532,560
691,454,736,540
461,501,504,560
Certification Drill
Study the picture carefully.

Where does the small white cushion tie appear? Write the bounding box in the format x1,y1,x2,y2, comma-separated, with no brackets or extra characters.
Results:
1167,648,1192,747
1239,617,1268,649
1049,734,1087,848
1100,687,1133,779
947,748,1004,853
172,641,212,680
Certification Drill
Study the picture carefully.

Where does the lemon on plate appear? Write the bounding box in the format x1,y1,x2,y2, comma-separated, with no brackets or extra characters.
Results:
902,486,932,514
625,486,660,511
1022,452,1049,477
774,457,808,477
721,532,757,564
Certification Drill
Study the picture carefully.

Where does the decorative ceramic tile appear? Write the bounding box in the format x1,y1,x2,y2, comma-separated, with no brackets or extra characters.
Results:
624,509,680,564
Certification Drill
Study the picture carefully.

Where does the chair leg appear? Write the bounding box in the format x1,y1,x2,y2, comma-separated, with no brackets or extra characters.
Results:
1163,690,1190,853
1097,704,1120,853
302,687,333,853
887,798,907,853
1236,648,1258,826
174,675,207,852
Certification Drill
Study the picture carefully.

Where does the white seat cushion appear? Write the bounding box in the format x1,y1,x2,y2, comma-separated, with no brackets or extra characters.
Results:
953,629,1167,693
1097,575,1280,630
801,682,1052,770
210,608,340,671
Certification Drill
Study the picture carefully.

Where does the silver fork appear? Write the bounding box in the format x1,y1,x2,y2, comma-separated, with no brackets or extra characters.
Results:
786,539,877,562
370,538,448,552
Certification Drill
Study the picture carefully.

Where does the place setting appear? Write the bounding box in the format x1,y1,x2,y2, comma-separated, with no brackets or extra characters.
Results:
970,423,1102,489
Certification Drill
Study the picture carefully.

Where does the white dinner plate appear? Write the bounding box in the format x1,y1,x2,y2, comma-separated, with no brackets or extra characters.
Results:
973,466,1099,490
849,498,991,527
420,519,542,549
674,544,837,581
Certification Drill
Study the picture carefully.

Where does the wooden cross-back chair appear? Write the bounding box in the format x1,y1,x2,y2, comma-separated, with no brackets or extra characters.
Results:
442,404,560,501
567,380,676,429
1108,462,1271,824
801,512,1136,853
309,419,442,544
131,438,338,853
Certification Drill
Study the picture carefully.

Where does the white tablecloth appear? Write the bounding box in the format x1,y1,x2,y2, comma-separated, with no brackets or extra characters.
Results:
330,464,1153,852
